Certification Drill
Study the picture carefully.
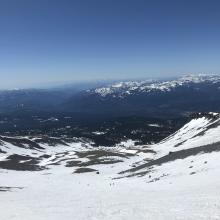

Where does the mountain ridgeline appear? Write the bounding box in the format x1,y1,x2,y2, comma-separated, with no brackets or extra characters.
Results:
1,74,220,118
66,74,220,117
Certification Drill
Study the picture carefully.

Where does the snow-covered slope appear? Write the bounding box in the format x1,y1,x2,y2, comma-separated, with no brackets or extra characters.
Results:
1,113,220,219
122,113,220,181
90,74,220,98
154,113,220,155
0,135,146,172
1,113,220,176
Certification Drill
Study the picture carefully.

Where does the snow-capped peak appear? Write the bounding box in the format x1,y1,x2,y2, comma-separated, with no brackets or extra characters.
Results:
91,74,220,98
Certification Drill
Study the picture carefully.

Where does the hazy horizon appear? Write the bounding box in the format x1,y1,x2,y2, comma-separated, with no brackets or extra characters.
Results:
1,73,179,90
1,73,219,90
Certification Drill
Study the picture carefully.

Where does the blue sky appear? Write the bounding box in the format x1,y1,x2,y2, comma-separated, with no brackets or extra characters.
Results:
0,0,220,88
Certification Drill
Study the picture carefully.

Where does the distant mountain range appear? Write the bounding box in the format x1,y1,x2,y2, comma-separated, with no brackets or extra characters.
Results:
66,74,220,117
90,74,220,97
1,74,220,118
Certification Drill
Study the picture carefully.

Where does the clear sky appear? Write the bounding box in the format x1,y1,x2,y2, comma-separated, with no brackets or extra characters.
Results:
1,0,220,88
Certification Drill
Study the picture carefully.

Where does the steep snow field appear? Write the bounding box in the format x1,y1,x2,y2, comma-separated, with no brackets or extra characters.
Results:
154,113,220,156
1,113,220,220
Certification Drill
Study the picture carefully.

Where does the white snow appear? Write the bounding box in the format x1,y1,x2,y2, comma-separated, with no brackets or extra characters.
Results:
148,123,162,127
1,115,220,219
92,131,106,135
1,158,220,220
152,115,220,158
